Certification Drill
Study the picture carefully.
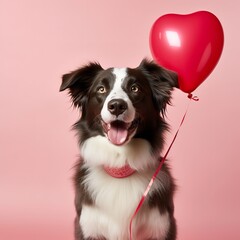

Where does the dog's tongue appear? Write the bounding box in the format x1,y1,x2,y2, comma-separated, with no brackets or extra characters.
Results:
107,121,128,145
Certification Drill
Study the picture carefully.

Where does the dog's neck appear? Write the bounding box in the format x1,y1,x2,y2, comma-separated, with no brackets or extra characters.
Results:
103,164,136,178
81,136,157,173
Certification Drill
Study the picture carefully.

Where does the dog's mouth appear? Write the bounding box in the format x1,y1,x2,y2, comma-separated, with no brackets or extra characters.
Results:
101,119,139,146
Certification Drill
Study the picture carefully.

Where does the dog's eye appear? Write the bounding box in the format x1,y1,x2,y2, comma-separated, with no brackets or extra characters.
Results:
131,85,139,93
97,86,106,94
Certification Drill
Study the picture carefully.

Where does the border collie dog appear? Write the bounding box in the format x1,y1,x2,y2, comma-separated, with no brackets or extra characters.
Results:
60,59,178,240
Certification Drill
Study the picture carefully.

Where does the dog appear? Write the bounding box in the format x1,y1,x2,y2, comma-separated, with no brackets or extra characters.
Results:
60,59,178,240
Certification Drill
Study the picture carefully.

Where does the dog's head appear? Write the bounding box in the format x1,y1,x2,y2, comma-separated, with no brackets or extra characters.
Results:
60,59,178,147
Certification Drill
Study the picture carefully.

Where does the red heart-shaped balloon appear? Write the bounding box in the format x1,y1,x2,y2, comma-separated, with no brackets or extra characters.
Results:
150,11,224,93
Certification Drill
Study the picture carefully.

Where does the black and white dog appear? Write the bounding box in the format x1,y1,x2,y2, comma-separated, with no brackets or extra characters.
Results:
60,59,178,240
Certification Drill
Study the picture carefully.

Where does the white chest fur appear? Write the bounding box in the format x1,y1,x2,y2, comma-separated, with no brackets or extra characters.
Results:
80,168,170,239
79,136,170,239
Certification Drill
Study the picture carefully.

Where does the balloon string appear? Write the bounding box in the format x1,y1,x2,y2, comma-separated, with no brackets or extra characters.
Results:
129,93,199,240
188,93,199,101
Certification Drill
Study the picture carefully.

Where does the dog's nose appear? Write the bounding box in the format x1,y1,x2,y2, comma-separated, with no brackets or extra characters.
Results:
108,99,127,116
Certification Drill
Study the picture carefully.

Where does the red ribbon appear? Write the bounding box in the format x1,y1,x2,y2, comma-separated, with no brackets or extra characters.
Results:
129,94,199,240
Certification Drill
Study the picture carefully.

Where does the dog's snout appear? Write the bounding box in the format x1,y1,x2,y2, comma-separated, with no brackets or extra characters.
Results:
108,99,127,116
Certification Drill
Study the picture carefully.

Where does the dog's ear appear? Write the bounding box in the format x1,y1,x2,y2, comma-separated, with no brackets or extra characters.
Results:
138,58,179,114
60,62,103,107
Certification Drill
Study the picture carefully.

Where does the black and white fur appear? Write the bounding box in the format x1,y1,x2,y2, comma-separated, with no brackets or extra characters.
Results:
60,59,178,240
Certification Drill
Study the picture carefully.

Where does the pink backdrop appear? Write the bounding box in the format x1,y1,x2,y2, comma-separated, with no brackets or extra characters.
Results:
1,0,240,239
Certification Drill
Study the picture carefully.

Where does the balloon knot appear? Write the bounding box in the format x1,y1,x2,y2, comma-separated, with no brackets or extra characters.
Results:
188,93,199,101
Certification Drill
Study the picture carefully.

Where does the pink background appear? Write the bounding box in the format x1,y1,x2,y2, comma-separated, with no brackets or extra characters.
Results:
1,0,240,239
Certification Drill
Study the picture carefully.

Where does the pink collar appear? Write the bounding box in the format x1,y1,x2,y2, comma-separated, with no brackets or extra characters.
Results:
103,164,136,178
